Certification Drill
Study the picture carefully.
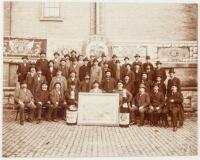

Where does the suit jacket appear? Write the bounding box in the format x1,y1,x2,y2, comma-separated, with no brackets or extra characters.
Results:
150,91,165,108
142,62,154,71
101,77,116,93
15,88,34,104
154,81,166,97
65,89,79,104
67,77,79,89
59,65,69,80
32,75,46,96
132,61,143,70
46,67,57,86
167,77,181,96
123,81,135,95
17,63,30,83
154,68,167,82
50,89,65,105
132,92,150,108
166,92,183,111
114,89,133,106
113,66,123,81
49,76,68,92
123,70,135,82
79,81,91,92
79,64,90,82
108,60,116,74
53,58,60,70
25,72,37,93
140,79,152,94
69,65,79,80
90,66,102,83
35,90,50,104
35,59,49,77
146,70,154,81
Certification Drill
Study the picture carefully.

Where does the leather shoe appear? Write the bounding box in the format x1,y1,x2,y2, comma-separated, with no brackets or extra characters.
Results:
36,120,41,124
173,127,177,132
20,121,24,125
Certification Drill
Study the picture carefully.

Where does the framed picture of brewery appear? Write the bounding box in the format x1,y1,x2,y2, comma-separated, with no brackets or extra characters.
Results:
77,93,119,126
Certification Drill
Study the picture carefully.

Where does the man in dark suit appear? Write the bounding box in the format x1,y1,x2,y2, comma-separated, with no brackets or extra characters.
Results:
79,74,91,92
130,84,150,126
98,53,107,67
65,81,79,106
148,83,165,126
133,63,142,96
15,82,36,125
34,83,51,124
17,56,30,83
113,60,123,81
166,83,183,132
140,72,152,94
35,51,49,78
142,56,154,71
123,75,135,96
79,57,90,82
88,55,95,70
59,58,69,80
122,57,130,74
101,70,116,93
46,60,57,86
102,61,112,80
167,68,181,96
53,52,60,70
153,61,167,82
154,73,166,96
48,82,67,121
25,65,36,94
69,58,79,81
145,64,154,82
108,54,117,74
32,68,47,97
132,54,142,70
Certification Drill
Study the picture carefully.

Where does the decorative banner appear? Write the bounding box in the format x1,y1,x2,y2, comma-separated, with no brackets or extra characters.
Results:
3,37,47,56
78,93,119,126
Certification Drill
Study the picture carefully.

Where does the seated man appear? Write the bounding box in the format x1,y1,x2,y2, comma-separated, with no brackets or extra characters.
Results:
166,83,183,132
148,83,165,127
101,70,116,93
130,84,150,126
34,82,51,124
48,82,67,122
79,74,91,92
65,82,79,107
15,81,36,125
90,80,103,93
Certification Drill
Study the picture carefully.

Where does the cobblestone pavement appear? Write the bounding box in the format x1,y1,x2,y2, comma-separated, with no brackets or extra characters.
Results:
2,110,198,157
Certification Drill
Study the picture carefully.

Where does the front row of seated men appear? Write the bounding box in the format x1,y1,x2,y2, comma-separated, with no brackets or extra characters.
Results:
15,72,184,132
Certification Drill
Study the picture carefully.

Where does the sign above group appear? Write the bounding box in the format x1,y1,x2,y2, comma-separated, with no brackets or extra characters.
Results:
78,93,119,126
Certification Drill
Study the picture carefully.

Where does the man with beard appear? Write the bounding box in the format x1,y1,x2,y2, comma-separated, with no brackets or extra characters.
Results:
101,70,116,93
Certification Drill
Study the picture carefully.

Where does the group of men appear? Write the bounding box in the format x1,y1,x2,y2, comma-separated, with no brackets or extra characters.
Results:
15,50,184,131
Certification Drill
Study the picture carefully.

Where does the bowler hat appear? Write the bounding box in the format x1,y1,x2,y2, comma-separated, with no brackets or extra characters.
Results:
60,58,66,62
93,80,99,85
48,60,54,64
126,63,132,68
53,52,60,56
22,56,28,60
70,50,77,54
101,53,106,57
54,82,61,87
64,54,70,58
134,54,140,58
112,54,117,58
169,68,175,73
146,56,150,60
117,80,123,84
124,57,129,60
105,69,112,74
71,58,77,62
83,57,89,61
139,83,146,88
155,61,162,65
40,51,46,55
93,59,98,63
115,60,120,63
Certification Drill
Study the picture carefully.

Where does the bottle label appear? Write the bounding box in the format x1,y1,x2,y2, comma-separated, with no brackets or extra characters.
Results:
119,113,130,125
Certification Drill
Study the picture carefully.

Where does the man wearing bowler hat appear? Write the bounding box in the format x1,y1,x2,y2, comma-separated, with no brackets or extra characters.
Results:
113,60,123,81
98,53,107,67
130,83,150,126
148,83,165,126
122,57,130,74
167,68,181,96
46,60,57,86
101,69,116,93
108,54,118,74
153,61,167,82
17,56,30,83
142,56,154,71
35,51,49,78
132,54,142,70
53,52,60,70
166,83,183,131
59,58,69,80
79,57,90,82
69,57,80,80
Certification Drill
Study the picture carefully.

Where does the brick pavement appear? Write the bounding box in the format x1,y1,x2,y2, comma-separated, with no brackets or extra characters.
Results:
2,110,198,157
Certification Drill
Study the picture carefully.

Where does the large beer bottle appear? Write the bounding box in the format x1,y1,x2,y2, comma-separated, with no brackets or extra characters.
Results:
119,89,130,128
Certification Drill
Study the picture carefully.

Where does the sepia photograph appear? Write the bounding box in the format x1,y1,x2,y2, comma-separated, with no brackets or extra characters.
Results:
1,0,199,159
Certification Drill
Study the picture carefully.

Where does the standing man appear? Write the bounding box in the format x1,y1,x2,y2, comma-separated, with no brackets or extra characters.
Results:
153,61,166,82
46,60,57,86
122,57,130,74
65,82,79,106
142,56,154,71
52,52,60,70
15,82,36,125
17,56,30,84
154,74,166,96
140,72,152,94
148,83,165,126
167,68,181,96
166,83,183,131
25,65,36,94
79,57,90,82
130,84,150,126
59,58,69,80
101,70,116,93
32,68,47,97
48,82,67,121
79,74,91,92
113,60,123,81
123,75,135,96
69,58,80,80
35,51,49,78
67,71,79,90
90,59,102,84
132,54,142,70
108,54,117,74
98,53,107,67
